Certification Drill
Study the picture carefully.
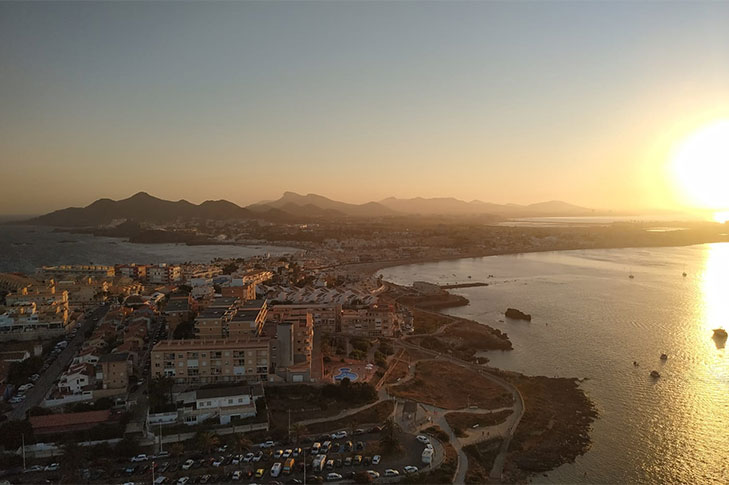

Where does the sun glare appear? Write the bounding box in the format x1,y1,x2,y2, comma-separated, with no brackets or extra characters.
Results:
671,120,729,216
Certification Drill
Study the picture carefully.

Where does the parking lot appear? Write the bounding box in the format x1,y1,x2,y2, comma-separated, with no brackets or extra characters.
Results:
9,428,438,484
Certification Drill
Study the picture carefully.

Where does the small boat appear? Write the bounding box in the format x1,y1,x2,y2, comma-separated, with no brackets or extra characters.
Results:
660,353,668,361
633,361,639,367
713,328,728,340
650,370,661,378
682,272,687,277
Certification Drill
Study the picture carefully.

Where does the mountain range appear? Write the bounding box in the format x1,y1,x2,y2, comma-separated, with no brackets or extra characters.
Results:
20,191,594,227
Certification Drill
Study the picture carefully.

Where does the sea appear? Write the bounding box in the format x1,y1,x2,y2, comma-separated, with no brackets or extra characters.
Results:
0,225,298,274
381,243,729,484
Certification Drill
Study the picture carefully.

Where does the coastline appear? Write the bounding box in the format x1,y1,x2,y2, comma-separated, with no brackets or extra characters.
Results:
341,238,729,277
383,274,598,482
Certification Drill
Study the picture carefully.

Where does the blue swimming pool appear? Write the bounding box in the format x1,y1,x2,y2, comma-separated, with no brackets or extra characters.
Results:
334,367,358,382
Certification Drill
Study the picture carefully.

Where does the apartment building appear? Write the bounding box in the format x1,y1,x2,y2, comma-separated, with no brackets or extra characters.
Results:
193,298,266,339
97,352,132,390
268,304,339,333
40,265,115,279
148,264,182,285
151,338,272,384
115,264,148,281
340,303,397,337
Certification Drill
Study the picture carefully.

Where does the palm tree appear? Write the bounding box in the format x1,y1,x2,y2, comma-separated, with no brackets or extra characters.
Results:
169,442,184,458
61,442,84,480
232,433,253,453
195,431,220,454
291,423,307,445
379,418,400,455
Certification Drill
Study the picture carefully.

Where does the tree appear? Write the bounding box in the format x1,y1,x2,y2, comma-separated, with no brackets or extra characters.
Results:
195,431,220,454
0,419,33,451
222,262,238,275
169,442,184,457
61,442,84,479
115,437,140,458
353,471,373,483
232,433,253,453
291,423,307,445
149,376,175,413
379,418,400,455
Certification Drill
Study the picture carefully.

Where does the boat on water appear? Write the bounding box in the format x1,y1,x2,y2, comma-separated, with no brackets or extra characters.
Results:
713,328,728,340
628,274,634,279
660,353,668,361
682,272,687,277
650,370,661,378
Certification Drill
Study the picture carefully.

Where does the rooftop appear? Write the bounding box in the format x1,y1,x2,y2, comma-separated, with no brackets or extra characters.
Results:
153,338,270,351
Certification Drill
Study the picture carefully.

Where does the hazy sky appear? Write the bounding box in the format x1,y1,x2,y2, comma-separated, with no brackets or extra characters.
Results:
2,1,728,215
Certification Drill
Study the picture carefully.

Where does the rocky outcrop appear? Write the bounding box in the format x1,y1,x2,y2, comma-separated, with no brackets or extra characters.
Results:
505,308,532,321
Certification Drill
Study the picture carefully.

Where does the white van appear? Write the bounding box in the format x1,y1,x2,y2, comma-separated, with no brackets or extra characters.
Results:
422,448,434,464
271,462,282,478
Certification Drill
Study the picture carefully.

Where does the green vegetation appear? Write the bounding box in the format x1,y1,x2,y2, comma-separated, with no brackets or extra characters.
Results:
7,356,43,387
378,418,400,455
0,420,33,451
222,262,238,275
149,376,176,413
173,320,195,339
464,438,503,484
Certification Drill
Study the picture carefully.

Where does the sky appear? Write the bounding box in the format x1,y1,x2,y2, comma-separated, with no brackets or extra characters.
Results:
1,1,729,215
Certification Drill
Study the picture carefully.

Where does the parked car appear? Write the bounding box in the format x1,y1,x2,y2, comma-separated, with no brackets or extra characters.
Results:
131,454,149,462
372,455,381,465
255,468,265,478
232,470,242,481
385,469,400,477
416,435,430,444
366,470,380,479
331,431,347,439
244,452,254,462
403,466,419,475
182,459,195,470
253,451,263,462
177,477,189,485
326,472,343,481
45,463,60,472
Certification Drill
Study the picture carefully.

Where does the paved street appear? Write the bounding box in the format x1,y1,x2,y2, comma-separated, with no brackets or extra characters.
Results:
7,304,109,421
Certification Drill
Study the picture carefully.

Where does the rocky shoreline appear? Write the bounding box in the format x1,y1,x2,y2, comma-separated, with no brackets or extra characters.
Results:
381,282,597,482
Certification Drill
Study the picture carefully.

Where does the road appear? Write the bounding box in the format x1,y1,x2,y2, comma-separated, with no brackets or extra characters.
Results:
397,339,525,483
7,304,109,421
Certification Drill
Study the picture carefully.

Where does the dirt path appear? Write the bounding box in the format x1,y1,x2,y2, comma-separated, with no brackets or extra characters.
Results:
395,340,525,483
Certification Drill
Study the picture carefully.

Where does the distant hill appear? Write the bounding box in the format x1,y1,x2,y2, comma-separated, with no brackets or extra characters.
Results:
252,192,398,218
380,197,593,217
21,191,596,227
22,192,263,227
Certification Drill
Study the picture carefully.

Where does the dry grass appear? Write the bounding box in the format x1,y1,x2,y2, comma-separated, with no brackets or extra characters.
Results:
411,308,452,334
389,360,512,410
464,438,503,484
302,400,395,435
445,409,513,433
384,350,411,385
498,372,598,483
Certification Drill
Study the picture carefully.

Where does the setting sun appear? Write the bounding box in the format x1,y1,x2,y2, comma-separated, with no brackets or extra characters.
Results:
671,120,729,216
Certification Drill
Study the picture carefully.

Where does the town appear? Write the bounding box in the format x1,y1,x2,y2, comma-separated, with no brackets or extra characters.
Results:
0,249,494,485
3,211,729,484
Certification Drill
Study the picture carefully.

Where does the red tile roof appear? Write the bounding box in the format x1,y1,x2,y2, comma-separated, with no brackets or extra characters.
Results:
30,410,113,433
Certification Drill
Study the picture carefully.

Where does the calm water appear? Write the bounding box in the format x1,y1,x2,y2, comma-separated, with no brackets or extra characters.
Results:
0,225,297,274
382,244,729,484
